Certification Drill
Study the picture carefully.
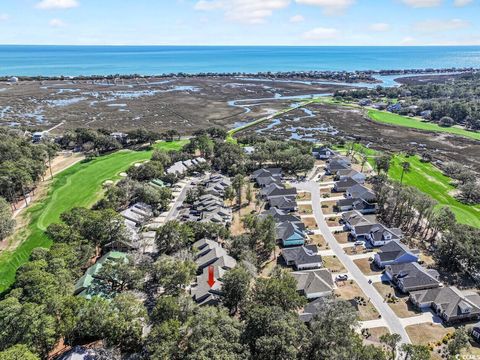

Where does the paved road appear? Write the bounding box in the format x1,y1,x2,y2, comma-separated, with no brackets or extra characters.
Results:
296,180,411,344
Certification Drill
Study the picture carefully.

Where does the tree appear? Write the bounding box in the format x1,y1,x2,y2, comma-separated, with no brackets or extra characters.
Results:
181,306,247,359
93,257,143,295
246,182,253,205
0,196,15,241
400,343,430,360
380,333,402,360
447,327,470,357
375,154,392,175
439,116,454,127
151,256,196,295
224,186,236,204
458,181,480,205
155,221,194,255
251,268,306,311
242,305,309,360
232,174,245,211
105,293,147,353
304,300,371,360
400,161,411,185
222,265,252,314
0,345,40,360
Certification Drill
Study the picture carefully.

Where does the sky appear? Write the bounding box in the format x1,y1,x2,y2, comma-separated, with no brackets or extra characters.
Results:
0,0,479,46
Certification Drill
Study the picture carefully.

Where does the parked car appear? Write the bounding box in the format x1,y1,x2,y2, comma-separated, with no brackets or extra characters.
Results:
354,241,365,247
336,274,348,281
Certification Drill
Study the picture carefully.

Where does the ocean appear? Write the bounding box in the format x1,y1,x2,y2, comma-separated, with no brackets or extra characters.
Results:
1,45,480,77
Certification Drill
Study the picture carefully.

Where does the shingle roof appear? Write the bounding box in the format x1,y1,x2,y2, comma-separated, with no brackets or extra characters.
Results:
377,240,413,262
292,269,334,297
282,245,321,266
386,262,440,290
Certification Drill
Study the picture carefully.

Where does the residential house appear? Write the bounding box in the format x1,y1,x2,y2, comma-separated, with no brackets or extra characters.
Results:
252,168,283,187
346,184,376,203
312,146,337,160
167,157,206,176
292,269,334,299
277,221,306,247
261,208,305,229
366,224,403,247
472,322,480,342
334,177,360,193
374,240,419,268
336,198,377,214
260,183,297,199
268,196,297,212
385,262,441,293
282,245,322,269
74,251,128,298
341,210,375,230
326,158,351,175
195,246,237,273
121,203,153,225
335,169,366,184
358,99,372,107
32,131,46,143
410,287,480,324
191,266,226,306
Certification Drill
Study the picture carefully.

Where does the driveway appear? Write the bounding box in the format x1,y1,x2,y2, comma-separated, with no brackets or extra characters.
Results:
296,180,411,344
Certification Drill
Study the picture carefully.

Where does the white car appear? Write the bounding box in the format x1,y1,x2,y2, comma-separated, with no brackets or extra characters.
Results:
354,241,365,247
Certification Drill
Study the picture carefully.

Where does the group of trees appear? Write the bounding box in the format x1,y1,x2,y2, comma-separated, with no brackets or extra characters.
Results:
334,73,480,129
442,162,480,205
374,175,480,281
0,129,57,207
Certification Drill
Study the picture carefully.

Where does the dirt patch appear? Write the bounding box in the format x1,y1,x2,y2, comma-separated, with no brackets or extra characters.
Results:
302,217,318,230
373,282,422,318
354,258,381,275
321,201,337,215
334,232,350,244
406,323,452,346
298,204,313,215
335,280,379,321
363,327,390,347
309,234,328,250
326,217,341,227
323,256,346,273
297,192,312,201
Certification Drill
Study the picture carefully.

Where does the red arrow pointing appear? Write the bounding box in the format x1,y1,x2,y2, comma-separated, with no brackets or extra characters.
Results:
207,265,216,288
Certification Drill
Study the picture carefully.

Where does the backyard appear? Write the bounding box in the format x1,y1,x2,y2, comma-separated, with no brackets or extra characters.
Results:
0,140,187,292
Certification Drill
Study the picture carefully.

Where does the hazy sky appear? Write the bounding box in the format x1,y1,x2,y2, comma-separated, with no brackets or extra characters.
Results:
0,0,479,45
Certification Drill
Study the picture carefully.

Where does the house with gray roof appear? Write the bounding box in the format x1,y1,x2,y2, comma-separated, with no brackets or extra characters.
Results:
336,197,377,214
268,196,297,212
191,266,226,306
277,222,306,247
252,168,283,187
333,177,360,192
366,224,403,246
282,245,322,270
346,184,376,202
312,146,337,160
341,210,374,230
385,262,441,293
410,286,480,324
336,169,366,184
261,183,297,199
261,208,304,229
292,269,334,299
374,240,419,268
326,158,351,175
195,246,237,272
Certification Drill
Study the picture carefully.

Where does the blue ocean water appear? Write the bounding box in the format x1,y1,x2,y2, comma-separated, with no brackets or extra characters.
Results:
0,45,479,76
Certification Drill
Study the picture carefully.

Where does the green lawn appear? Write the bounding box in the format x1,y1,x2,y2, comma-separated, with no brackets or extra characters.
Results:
332,143,479,228
368,109,480,141
0,140,187,292
389,155,480,228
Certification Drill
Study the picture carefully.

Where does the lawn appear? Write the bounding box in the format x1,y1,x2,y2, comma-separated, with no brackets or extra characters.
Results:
388,155,480,228
406,323,452,346
335,280,379,321
0,141,187,292
323,255,346,273
354,258,382,276
367,109,480,141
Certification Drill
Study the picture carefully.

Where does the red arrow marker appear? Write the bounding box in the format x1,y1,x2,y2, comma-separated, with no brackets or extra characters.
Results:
207,265,216,288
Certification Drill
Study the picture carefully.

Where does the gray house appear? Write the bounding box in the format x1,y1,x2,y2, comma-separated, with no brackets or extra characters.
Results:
336,169,366,184
385,262,441,293
346,184,376,202
410,287,480,324
374,240,419,268
292,269,334,299
333,177,360,192
282,245,322,270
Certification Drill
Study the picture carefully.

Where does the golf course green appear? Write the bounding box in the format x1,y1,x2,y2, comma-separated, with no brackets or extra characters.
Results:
368,109,480,141
0,141,187,292
388,155,480,228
